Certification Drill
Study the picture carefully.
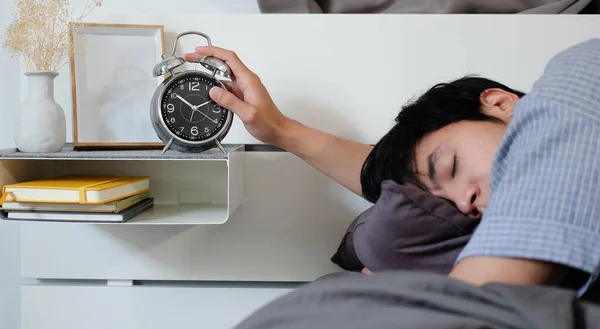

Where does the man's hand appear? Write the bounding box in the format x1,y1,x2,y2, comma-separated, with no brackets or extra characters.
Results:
185,46,293,148
449,256,569,287
184,46,373,196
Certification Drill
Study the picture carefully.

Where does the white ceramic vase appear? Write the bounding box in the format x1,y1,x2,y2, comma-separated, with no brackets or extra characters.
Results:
14,71,66,153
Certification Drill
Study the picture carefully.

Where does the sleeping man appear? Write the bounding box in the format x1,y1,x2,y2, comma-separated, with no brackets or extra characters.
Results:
183,38,600,305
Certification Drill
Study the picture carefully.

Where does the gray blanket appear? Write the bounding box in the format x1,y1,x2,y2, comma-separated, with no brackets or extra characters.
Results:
257,0,592,14
233,271,600,329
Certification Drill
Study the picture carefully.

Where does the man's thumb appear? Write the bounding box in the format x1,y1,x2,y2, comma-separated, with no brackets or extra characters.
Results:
209,87,250,116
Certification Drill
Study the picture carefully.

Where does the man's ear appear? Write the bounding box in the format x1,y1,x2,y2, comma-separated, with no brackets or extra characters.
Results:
480,88,518,123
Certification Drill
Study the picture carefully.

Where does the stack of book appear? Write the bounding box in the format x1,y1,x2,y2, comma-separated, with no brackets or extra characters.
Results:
0,174,153,223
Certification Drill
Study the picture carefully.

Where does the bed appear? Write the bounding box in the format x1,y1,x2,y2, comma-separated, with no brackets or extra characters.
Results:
232,270,600,329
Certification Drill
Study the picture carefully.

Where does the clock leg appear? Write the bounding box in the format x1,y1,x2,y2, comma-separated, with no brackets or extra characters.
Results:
215,140,227,155
161,138,174,154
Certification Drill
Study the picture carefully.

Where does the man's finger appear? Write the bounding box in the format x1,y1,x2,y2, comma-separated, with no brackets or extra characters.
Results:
221,80,243,99
222,80,233,90
209,86,253,122
184,46,253,79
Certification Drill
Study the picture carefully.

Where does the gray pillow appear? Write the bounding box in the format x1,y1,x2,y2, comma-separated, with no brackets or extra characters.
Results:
330,211,368,272
331,180,478,274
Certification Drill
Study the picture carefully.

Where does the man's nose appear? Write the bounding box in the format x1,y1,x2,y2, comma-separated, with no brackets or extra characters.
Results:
456,186,481,218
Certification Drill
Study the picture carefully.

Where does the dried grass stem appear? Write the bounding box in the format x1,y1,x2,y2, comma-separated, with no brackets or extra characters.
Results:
2,0,102,72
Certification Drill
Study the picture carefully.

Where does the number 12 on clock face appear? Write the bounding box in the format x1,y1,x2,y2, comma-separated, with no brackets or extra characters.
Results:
179,82,206,91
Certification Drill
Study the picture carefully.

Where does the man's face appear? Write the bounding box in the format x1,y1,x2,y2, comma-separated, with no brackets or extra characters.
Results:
413,88,518,218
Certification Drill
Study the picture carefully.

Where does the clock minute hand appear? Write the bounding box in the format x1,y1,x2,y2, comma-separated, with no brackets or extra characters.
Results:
191,100,217,124
191,108,218,124
192,99,214,110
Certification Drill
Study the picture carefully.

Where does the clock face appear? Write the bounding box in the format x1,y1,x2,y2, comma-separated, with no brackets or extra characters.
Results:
160,73,229,142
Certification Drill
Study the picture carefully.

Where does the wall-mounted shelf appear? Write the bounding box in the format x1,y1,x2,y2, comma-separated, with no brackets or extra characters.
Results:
0,144,242,160
0,144,246,225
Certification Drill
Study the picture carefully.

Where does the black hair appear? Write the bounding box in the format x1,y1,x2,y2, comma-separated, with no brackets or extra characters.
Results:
360,75,526,203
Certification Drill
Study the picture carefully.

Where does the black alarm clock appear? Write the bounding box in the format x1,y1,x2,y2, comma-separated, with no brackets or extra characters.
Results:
150,31,233,154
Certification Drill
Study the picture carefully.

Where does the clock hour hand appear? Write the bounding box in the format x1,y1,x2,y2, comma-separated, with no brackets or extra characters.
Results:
176,94,195,109
175,95,214,123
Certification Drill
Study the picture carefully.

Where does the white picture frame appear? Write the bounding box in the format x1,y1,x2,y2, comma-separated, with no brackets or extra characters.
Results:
70,23,166,149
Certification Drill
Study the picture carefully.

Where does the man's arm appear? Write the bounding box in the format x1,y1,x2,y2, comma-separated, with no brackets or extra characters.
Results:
449,256,569,287
280,120,373,196
185,46,372,196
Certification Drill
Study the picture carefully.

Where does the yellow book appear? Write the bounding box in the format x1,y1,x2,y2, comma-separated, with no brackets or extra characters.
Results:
0,191,150,213
0,174,150,205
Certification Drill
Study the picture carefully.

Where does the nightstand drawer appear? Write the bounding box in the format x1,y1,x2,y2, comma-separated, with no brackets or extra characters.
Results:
22,284,293,329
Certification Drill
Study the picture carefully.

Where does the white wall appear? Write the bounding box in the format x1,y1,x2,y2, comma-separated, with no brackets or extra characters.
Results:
0,2,259,329
0,1,24,328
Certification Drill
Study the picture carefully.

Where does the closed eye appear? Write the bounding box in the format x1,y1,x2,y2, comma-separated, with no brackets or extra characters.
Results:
452,154,458,178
